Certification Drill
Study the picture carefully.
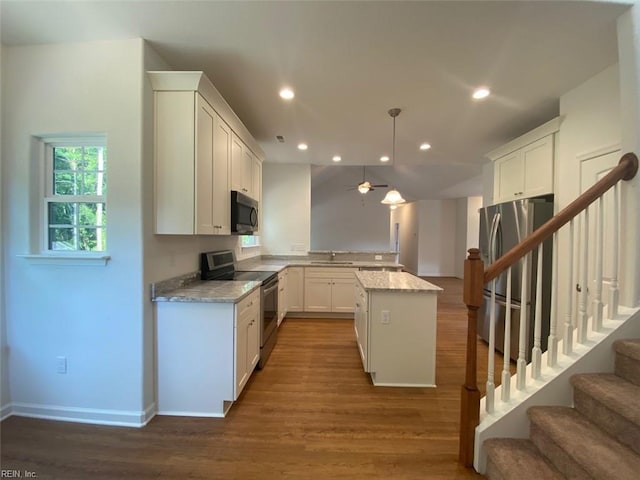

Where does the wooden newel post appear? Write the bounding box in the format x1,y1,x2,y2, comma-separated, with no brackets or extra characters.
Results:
459,248,484,467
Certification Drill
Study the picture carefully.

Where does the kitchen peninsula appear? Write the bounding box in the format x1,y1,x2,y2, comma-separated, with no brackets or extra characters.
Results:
354,271,442,387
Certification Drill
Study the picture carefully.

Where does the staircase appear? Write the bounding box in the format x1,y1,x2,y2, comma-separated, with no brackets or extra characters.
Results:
484,339,640,480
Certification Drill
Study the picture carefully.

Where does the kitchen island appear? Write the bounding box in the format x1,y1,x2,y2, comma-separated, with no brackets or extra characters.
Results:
354,271,442,387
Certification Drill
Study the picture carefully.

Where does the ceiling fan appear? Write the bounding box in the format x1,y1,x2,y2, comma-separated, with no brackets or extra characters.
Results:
349,166,388,194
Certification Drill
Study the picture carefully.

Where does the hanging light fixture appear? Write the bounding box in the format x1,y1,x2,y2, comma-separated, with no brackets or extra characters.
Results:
381,108,406,205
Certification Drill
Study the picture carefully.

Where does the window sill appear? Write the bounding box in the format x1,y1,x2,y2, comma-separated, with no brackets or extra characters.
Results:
19,254,111,266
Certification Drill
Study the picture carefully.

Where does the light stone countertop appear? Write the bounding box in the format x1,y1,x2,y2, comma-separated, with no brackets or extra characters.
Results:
153,280,261,303
152,257,404,303
355,271,443,293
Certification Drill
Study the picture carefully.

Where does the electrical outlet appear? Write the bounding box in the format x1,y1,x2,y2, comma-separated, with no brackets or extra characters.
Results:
381,310,390,325
375,255,382,260
56,356,67,374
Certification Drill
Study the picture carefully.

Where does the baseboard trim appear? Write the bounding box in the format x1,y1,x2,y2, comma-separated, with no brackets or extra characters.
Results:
10,402,156,427
156,410,225,418
1,402,13,421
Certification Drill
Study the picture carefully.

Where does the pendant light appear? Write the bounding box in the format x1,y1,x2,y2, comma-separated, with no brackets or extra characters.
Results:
381,108,406,205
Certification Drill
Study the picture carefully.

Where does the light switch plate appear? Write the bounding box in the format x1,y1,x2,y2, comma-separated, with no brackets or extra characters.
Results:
381,310,390,324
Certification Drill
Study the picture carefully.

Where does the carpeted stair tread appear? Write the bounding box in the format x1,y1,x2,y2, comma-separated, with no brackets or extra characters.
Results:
614,339,640,361
528,406,640,480
485,438,564,480
615,339,640,386
571,373,640,426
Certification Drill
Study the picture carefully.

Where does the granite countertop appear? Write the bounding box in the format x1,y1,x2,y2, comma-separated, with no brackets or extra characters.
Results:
153,280,261,303
355,271,443,293
152,257,404,304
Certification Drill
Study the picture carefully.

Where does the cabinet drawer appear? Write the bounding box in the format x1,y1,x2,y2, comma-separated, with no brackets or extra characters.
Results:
305,267,358,278
236,289,260,319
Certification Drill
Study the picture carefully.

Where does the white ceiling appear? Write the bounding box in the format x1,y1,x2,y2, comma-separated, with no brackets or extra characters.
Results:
1,0,632,200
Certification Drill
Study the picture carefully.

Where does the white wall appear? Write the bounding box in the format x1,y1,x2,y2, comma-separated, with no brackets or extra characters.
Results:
2,40,150,424
0,43,10,418
555,64,621,334
390,203,419,274
618,6,640,307
262,163,311,255
455,196,482,279
417,199,457,276
311,171,391,251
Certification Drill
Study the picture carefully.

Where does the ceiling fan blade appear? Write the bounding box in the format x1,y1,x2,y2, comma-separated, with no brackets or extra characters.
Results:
371,184,388,188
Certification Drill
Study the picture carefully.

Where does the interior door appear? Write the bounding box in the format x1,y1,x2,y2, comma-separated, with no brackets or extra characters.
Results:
578,148,621,315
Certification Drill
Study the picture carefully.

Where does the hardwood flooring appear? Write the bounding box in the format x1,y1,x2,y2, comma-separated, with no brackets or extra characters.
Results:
1,277,495,479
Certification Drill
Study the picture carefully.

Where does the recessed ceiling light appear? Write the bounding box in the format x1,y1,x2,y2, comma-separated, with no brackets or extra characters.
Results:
472,87,491,100
419,143,432,151
279,87,295,100
332,156,342,162
380,155,390,162
297,143,308,151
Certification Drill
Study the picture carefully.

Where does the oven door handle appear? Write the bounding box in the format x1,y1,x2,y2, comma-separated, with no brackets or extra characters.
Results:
262,283,279,297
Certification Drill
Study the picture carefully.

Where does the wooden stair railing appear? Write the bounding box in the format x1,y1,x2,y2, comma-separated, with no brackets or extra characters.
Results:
458,152,639,467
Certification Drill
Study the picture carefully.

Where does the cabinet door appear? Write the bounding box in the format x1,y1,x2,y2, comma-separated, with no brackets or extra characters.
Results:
195,94,216,234
287,267,304,312
235,306,250,398
331,277,356,313
354,284,369,371
231,133,246,194
211,114,231,234
242,148,254,198
304,277,332,312
247,304,260,371
522,136,553,197
494,150,524,204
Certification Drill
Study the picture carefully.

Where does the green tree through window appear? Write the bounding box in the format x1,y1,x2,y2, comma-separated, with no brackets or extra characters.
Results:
46,142,107,252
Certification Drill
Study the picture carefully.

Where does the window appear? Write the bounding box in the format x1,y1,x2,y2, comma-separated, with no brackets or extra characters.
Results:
44,139,107,252
241,235,260,248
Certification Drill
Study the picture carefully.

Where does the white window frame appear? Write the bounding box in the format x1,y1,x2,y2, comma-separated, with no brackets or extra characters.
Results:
21,135,111,266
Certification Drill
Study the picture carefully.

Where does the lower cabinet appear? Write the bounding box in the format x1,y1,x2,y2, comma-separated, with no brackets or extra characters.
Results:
156,288,260,417
354,277,438,387
277,269,288,325
303,267,357,313
287,267,304,312
235,291,260,395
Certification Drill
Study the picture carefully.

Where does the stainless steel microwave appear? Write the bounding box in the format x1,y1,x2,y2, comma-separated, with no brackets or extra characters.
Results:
231,190,258,234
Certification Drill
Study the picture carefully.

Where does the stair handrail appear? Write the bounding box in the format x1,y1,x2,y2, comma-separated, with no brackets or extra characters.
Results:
459,152,638,467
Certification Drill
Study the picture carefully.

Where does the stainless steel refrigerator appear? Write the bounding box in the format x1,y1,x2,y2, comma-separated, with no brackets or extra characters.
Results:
478,196,554,362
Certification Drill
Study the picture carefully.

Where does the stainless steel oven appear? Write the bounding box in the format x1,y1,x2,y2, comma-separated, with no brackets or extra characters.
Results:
200,250,279,368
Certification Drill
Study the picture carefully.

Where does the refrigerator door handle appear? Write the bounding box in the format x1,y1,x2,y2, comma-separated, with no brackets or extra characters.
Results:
489,212,501,264
483,293,521,310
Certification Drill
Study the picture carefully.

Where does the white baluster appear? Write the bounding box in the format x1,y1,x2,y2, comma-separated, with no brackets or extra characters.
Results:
548,232,558,367
501,268,512,402
532,244,543,379
592,196,604,331
608,183,620,319
486,280,496,413
578,208,589,344
563,219,575,355
517,254,528,390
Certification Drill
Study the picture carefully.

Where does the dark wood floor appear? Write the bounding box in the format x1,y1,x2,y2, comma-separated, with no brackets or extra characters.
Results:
1,277,493,479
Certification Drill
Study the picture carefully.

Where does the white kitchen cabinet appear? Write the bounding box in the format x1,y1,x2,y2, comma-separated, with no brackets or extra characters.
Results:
493,136,554,203
156,288,260,417
149,71,266,235
231,133,260,200
303,267,357,313
235,290,260,395
488,117,560,205
153,91,231,234
287,267,305,312
277,268,288,325
354,272,441,387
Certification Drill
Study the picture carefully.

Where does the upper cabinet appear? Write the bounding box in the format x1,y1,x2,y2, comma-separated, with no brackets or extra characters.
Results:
231,133,259,200
488,117,561,205
149,71,265,235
